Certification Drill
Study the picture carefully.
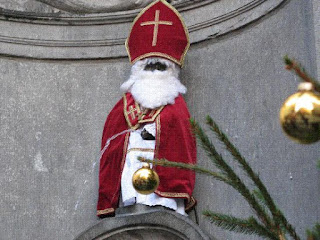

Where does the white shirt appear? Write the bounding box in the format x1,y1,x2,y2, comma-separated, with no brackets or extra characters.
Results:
121,122,186,215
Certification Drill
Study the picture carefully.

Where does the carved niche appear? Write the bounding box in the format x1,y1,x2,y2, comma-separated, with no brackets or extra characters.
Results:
34,0,194,13
0,0,287,60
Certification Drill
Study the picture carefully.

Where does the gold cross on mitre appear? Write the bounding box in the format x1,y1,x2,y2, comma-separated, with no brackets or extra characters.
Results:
140,10,173,46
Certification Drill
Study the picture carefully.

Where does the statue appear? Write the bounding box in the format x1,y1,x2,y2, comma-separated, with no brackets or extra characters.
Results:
97,0,196,218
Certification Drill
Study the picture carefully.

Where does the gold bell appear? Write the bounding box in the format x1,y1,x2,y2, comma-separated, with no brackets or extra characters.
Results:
132,163,160,195
280,82,320,144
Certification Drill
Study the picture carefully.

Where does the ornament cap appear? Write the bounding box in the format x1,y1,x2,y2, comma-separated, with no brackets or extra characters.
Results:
298,82,314,91
142,163,151,168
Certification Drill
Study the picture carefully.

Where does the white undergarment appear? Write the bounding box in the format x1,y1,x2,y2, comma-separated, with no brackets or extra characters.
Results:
121,123,186,215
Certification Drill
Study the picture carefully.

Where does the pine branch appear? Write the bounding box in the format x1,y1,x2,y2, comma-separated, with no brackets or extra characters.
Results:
139,117,302,240
189,119,230,177
190,120,275,230
205,116,301,240
306,224,320,240
205,117,279,218
253,189,269,209
203,211,279,240
284,55,320,92
138,157,231,184
270,209,299,240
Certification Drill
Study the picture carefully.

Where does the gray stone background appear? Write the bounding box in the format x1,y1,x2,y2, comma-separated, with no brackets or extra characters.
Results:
0,0,319,239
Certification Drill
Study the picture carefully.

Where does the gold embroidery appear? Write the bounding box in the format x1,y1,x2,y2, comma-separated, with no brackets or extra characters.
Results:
130,52,183,68
125,0,190,67
139,106,164,124
155,190,190,201
128,105,138,119
141,10,173,46
135,102,142,117
154,115,161,159
149,110,156,117
97,208,114,215
123,94,132,128
123,94,140,130
155,190,195,211
121,133,130,169
108,132,130,207
127,148,154,154
124,94,164,128
138,109,148,120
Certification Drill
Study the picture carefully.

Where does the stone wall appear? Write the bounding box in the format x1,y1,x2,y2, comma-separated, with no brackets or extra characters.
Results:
0,0,319,239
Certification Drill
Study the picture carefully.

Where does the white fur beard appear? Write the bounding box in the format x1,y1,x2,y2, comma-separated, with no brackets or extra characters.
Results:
120,59,187,109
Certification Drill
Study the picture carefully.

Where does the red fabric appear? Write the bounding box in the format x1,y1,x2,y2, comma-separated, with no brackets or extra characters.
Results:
126,0,189,65
97,98,128,217
97,93,196,217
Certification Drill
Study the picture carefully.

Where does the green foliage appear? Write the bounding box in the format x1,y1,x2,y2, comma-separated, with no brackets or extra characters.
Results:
284,55,293,66
191,118,275,230
193,116,302,240
306,224,320,240
203,211,279,240
253,189,268,208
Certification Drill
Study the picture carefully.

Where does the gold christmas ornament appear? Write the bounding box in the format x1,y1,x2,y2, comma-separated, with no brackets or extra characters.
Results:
132,163,160,195
280,82,320,144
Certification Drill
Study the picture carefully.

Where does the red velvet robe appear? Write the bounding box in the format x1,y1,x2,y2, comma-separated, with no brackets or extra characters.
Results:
97,92,196,217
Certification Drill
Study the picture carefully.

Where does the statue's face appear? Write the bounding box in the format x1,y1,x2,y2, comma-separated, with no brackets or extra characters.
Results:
132,57,180,78
143,61,168,72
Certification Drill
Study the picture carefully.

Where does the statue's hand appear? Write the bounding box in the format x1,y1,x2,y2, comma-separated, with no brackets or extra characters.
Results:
141,129,155,140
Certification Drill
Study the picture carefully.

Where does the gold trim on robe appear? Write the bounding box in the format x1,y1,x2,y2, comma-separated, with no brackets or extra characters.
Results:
123,94,164,130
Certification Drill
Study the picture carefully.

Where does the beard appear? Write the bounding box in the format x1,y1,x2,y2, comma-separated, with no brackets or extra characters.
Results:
120,58,187,109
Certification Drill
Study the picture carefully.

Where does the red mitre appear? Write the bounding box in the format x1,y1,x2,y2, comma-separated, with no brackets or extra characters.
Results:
125,0,190,66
